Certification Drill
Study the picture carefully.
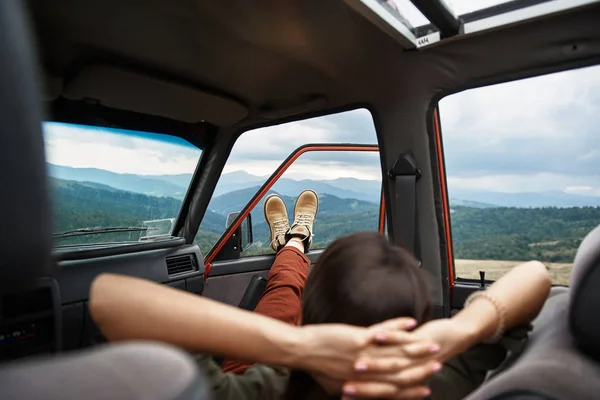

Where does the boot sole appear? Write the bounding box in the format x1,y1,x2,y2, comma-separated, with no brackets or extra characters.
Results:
263,193,289,251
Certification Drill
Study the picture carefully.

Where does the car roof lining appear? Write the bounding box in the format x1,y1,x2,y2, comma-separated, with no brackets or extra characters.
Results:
26,0,600,307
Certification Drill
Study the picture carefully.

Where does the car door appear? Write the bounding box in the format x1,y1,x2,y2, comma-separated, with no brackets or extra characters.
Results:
433,65,600,314
200,142,386,309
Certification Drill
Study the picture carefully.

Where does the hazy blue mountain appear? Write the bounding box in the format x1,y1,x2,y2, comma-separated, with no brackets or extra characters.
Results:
449,189,600,208
212,171,266,197
322,177,382,193
212,172,381,202
48,164,188,199
50,177,225,234
48,177,600,264
203,186,380,250
450,198,498,208
48,164,600,208
145,173,194,189
270,178,379,203
207,186,378,217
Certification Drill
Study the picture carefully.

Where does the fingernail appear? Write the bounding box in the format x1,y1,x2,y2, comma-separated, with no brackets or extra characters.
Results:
431,362,442,372
343,385,357,395
405,319,417,328
375,332,387,342
429,344,440,353
354,362,368,371
422,388,431,396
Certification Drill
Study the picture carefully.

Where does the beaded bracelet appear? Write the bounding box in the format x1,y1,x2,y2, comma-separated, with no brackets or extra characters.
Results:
464,290,507,344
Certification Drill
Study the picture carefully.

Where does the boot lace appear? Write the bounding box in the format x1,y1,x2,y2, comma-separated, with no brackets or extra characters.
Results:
294,213,313,227
272,219,289,237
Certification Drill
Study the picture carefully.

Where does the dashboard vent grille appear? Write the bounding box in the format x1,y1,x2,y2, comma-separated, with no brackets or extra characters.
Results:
166,254,198,276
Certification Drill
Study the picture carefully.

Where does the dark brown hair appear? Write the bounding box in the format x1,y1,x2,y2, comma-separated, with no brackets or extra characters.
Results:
286,231,432,400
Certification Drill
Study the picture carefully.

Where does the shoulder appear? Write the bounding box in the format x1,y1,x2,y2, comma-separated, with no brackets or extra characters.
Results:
194,355,289,400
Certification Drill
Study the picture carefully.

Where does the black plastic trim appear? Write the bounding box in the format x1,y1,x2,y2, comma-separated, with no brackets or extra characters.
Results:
452,280,491,309
427,106,452,317
410,0,461,38
187,276,205,294
39,277,62,352
58,244,204,304
209,250,323,277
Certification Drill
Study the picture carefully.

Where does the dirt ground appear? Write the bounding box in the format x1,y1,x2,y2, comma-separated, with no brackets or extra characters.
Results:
454,259,572,286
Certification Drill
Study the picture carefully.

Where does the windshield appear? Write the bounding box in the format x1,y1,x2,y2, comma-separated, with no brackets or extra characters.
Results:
44,122,202,248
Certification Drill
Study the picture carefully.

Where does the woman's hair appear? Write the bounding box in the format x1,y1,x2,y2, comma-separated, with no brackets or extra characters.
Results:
286,231,432,400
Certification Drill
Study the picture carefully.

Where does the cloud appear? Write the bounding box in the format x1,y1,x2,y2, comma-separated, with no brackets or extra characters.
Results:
384,0,519,28
439,64,600,194
42,64,600,198
43,123,202,175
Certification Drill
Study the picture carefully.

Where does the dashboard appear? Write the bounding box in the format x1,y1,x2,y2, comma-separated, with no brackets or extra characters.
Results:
0,244,205,361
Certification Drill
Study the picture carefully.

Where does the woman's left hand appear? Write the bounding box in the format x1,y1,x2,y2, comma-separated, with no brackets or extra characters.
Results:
296,317,441,399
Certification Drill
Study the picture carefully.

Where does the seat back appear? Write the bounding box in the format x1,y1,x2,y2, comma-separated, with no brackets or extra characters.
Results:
0,0,55,294
0,2,210,399
464,225,600,400
0,342,212,400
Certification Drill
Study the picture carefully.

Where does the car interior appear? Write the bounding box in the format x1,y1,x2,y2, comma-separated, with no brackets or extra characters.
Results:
0,0,599,399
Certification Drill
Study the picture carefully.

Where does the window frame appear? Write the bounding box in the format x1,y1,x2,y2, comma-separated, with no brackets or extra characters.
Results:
203,143,386,278
45,120,206,258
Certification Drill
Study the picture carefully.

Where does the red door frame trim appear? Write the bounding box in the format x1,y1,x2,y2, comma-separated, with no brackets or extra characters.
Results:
433,109,455,292
204,144,383,278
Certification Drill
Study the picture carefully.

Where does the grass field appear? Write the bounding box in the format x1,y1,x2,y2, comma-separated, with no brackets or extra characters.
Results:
455,259,572,286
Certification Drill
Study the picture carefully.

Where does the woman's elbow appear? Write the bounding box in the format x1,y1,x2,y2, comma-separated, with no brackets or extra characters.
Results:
526,261,553,292
89,273,119,329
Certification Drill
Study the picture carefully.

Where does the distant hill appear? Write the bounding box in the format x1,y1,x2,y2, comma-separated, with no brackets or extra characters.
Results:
49,177,600,263
204,186,380,250
51,178,225,241
449,188,600,208
48,164,600,208
210,171,382,203
451,205,600,262
450,198,498,208
48,164,189,199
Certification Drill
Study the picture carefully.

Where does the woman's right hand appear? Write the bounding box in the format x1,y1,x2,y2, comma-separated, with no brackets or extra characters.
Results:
296,317,442,399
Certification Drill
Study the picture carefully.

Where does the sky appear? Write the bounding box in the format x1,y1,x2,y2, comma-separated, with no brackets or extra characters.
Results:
44,65,600,197
389,0,520,27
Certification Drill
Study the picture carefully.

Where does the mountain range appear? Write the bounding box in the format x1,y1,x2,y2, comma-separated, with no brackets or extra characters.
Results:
48,163,600,208
50,176,600,265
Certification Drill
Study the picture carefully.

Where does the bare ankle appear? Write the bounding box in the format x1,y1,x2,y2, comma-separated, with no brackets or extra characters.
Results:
285,238,305,253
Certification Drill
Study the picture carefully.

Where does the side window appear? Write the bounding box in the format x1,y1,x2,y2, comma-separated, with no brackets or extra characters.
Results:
438,65,600,286
196,109,382,257
43,123,202,248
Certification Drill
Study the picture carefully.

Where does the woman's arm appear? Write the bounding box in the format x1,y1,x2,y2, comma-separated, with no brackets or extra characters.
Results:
89,273,439,384
360,260,552,368
411,260,551,361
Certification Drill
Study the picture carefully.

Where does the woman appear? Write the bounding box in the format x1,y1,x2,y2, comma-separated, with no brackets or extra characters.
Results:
90,233,550,400
280,232,550,400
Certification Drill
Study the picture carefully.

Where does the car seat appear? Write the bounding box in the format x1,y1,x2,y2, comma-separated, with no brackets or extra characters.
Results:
0,1,211,399
463,224,600,400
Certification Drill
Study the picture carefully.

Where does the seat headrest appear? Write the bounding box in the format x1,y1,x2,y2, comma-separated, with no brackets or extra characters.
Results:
0,0,55,293
569,224,600,360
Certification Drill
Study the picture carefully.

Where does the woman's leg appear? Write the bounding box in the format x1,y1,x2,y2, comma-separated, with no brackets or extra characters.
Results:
221,191,318,374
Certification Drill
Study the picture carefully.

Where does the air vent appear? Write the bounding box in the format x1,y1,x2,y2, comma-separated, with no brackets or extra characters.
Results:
166,253,198,276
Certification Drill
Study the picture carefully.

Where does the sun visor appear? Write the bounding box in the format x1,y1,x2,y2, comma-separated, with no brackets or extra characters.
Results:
63,65,248,126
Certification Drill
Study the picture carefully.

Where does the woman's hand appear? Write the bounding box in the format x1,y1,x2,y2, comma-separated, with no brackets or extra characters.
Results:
295,317,441,399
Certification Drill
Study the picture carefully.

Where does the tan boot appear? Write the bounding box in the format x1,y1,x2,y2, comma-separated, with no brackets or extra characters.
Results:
263,194,290,252
288,190,319,253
